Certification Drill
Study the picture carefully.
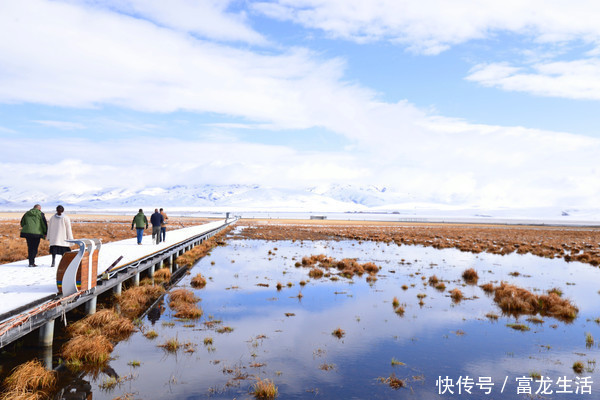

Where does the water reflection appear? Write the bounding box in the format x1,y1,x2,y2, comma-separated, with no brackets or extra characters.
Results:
65,239,600,398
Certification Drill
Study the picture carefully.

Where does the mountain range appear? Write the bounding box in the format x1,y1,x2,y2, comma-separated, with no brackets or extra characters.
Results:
1,184,598,222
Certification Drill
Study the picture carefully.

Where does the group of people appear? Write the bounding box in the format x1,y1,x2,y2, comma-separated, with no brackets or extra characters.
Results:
131,208,168,245
20,205,170,268
20,204,73,268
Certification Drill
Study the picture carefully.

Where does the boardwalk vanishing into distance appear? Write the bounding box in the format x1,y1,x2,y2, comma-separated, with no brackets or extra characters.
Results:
0,217,237,353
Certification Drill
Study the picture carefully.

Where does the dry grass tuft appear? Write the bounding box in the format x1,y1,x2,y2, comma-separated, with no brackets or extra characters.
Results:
480,282,495,293
3,360,55,396
190,273,207,288
62,333,114,366
428,275,439,285
117,285,166,319
308,268,324,279
450,289,463,302
159,337,181,353
332,328,345,339
493,282,578,321
169,288,202,319
573,361,584,374
506,323,530,331
378,373,406,389
392,297,400,308
69,309,135,341
169,288,199,304
462,268,479,284
173,302,203,319
153,268,172,284
175,228,232,268
252,378,278,399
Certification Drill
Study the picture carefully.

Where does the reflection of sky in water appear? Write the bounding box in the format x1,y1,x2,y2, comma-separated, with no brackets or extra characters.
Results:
89,239,600,399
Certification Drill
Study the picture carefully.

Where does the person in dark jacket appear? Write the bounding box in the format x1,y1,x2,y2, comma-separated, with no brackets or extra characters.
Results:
150,209,164,245
20,204,48,267
131,209,148,245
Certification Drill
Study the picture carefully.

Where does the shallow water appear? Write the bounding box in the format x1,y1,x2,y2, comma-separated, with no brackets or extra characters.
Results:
42,236,600,398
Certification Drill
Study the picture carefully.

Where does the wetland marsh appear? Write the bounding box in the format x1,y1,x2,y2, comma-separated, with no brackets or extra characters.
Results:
2,222,600,399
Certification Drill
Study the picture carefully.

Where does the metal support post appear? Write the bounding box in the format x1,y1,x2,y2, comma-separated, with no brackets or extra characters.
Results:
38,319,55,347
85,296,97,315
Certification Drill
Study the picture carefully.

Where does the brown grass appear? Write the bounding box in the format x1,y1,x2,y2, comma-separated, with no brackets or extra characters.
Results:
308,268,324,278
462,268,479,284
252,378,278,399
159,337,181,353
493,282,578,321
69,309,135,341
450,289,463,302
173,302,203,319
392,297,400,308
379,373,406,389
169,288,199,304
117,285,166,319
232,221,600,268
175,227,233,268
573,361,584,373
190,273,207,288
169,288,202,319
332,328,345,339
480,282,495,293
153,268,172,284
62,333,114,366
3,360,55,396
299,254,381,281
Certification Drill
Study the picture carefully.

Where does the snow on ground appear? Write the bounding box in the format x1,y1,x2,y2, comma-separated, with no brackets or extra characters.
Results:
0,220,227,317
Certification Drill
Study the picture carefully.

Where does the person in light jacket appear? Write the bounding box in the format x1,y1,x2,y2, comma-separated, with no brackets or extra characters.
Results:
20,204,48,267
47,205,74,268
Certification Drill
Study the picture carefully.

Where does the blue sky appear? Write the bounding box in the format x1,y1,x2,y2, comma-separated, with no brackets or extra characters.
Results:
1,0,599,209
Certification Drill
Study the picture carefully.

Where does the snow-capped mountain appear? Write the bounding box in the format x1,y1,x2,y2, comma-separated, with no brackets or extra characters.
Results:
0,184,387,211
1,184,599,222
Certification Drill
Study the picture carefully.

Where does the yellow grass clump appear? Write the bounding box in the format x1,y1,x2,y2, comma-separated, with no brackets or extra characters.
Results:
69,309,135,341
169,288,203,319
190,273,207,288
308,268,324,279
493,282,578,321
62,333,114,366
2,359,55,400
462,268,478,284
175,228,232,268
252,378,278,399
450,289,464,302
332,328,345,339
117,285,166,319
153,268,172,284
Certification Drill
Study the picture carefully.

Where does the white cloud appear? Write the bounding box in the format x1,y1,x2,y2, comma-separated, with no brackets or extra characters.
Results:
33,120,86,130
252,0,600,55
80,0,267,45
0,0,599,209
466,58,600,100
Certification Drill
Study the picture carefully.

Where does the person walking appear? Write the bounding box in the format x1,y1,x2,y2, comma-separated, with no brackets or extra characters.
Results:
150,209,164,245
159,208,168,242
47,205,74,268
131,209,148,245
20,204,48,267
